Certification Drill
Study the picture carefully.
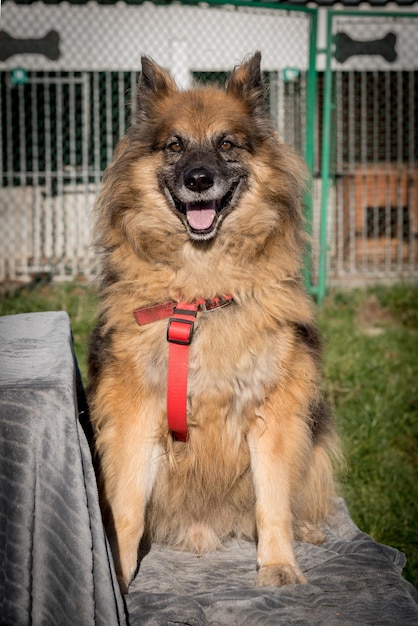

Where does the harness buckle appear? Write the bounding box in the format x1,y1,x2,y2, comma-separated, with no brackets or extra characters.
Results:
167,306,198,346
167,318,195,345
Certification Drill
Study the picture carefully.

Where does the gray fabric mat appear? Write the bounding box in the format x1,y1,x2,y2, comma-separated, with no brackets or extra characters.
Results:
0,312,126,626
127,497,418,625
1,311,417,625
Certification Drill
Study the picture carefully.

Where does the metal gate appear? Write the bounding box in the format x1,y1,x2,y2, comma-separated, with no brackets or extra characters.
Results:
321,10,418,290
1,71,95,279
0,68,138,280
0,0,317,287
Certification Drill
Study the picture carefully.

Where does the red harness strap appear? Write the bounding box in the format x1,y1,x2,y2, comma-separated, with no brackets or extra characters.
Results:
134,295,233,441
166,303,199,441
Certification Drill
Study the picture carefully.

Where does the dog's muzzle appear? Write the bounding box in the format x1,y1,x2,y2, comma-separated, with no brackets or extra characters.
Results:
167,168,242,240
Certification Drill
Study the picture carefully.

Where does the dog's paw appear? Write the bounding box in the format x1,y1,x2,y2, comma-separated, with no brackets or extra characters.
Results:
116,574,130,595
256,564,306,587
113,544,139,594
116,558,138,594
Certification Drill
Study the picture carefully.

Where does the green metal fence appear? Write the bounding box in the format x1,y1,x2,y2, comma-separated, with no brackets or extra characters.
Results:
0,0,319,291
4,2,417,298
320,10,418,294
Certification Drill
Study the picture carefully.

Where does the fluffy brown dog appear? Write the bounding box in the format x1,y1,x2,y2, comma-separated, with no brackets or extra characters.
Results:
88,52,339,593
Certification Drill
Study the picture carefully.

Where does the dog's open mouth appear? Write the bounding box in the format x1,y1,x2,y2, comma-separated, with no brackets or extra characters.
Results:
185,201,217,232
169,183,239,238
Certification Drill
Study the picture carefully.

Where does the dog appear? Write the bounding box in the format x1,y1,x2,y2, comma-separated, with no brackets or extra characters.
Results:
88,52,339,593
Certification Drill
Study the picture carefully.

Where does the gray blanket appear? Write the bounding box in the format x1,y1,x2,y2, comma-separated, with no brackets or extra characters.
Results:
127,499,418,625
0,311,417,625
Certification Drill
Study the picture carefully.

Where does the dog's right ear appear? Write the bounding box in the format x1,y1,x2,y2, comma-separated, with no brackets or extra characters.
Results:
136,56,177,120
226,51,266,118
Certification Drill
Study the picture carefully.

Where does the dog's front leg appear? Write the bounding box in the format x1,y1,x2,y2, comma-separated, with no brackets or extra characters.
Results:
247,404,308,587
95,397,163,593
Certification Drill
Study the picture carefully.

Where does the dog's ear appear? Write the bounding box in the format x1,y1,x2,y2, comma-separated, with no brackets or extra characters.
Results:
226,51,266,116
136,56,176,119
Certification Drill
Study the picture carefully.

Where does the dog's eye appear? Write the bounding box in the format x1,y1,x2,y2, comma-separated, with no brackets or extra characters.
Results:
220,140,234,151
167,141,183,153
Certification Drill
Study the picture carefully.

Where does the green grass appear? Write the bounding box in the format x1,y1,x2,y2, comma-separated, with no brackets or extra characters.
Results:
318,285,418,589
0,280,97,381
1,280,417,588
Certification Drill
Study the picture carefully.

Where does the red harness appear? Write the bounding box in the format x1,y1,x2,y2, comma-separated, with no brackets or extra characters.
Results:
134,295,233,441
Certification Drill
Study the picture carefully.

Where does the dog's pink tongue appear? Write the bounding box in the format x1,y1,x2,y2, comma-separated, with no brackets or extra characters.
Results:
186,202,216,231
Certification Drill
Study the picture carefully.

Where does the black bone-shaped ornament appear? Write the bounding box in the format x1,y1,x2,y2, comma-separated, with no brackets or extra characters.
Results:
334,32,397,64
0,30,60,62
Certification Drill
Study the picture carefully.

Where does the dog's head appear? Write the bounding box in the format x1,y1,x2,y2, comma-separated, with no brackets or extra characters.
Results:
131,52,277,243
97,53,307,272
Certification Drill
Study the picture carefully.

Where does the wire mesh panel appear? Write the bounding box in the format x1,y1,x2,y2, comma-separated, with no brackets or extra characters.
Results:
326,12,418,287
0,1,314,282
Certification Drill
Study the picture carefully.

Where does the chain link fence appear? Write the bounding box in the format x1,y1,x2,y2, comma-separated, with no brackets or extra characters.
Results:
323,11,418,288
0,1,315,283
4,3,417,292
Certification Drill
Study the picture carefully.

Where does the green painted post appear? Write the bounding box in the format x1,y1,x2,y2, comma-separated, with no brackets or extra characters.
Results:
317,11,334,305
303,9,318,297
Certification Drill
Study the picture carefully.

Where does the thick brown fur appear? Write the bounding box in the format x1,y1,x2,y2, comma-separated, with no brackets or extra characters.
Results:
88,52,340,593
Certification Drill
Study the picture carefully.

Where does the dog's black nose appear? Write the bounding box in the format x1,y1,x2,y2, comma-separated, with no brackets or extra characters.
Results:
184,168,214,193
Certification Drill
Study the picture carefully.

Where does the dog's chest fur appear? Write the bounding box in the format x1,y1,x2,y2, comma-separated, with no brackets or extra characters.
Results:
137,300,283,428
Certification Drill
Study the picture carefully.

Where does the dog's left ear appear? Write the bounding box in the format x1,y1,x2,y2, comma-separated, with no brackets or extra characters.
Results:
226,51,266,116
